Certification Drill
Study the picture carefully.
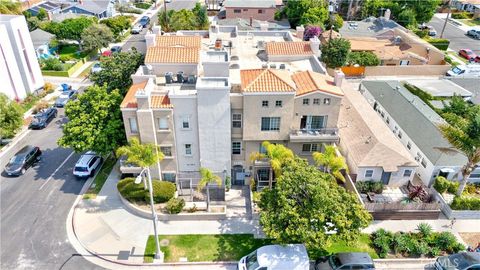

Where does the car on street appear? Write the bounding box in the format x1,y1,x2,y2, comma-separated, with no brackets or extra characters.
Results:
4,146,42,176
467,28,480,39
446,64,480,76
111,45,122,53
73,151,102,179
90,62,102,73
131,23,143,34
315,252,375,270
238,244,309,270
54,90,77,107
29,107,57,129
138,16,150,28
428,27,437,36
459,49,477,61
434,252,480,270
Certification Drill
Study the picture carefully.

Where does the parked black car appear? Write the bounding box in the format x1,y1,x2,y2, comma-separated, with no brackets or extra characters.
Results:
138,16,150,28
110,45,122,53
315,253,376,270
4,146,42,176
29,107,57,129
54,90,77,108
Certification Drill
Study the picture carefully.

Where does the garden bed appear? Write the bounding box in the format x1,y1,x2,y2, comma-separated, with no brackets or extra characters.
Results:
433,177,480,216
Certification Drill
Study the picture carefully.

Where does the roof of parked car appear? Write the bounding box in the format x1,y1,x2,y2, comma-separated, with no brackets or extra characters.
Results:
256,244,309,270
75,152,97,166
337,252,374,265
16,145,36,156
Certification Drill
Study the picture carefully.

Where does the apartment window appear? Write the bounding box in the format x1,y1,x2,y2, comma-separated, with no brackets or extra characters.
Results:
162,173,176,182
302,143,319,152
398,131,402,139
262,100,269,107
421,158,427,168
275,100,282,107
407,142,412,150
365,170,374,178
182,116,190,129
232,113,242,128
302,98,309,105
324,98,331,105
403,169,412,177
232,142,241,155
160,146,172,157
313,98,320,105
259,143,267,154
158,117,168,130
234,9,241,13
129,118,138,133
300,115,327,130
261,117,280,131
184,144,192,155
243,8,248,11
470,173,480,179
386,117,390,124
258,9,264,13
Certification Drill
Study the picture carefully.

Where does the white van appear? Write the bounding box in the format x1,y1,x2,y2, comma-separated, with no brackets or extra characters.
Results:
446,65,480,77
238,244,309,270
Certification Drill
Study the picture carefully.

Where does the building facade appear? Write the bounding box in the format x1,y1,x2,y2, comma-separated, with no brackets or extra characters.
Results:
0,15,44,101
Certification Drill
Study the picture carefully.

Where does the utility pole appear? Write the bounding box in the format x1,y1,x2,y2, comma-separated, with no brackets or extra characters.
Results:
163,0,168,30
440,0,451,38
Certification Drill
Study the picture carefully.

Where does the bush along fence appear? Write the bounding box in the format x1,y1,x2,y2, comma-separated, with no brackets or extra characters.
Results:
432,176,480,219
426,38,450,51
41,53,95,77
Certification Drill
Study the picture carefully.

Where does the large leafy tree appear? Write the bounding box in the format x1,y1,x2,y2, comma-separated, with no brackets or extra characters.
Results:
90,51,144,95
346,51,380,66
312,145,349,182
321,38,351,69
439,100,480,195
170,9,197,31
58,85,126,156
116,137,164,168
284,0,328,27
192,3,209,30
0,94,23,143
197,167,222,212
360,0,440,26
100,15,132,38
81,24,114,52
259,158,372,256
44,17,96,48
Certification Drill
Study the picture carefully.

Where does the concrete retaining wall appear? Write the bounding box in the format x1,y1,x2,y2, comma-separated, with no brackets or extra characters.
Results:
364,65,451,76
432,189,480,219
117,190,227,221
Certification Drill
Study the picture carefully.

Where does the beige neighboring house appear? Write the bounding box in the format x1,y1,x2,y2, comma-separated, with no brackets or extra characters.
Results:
338,82,417,187
119,27,343,191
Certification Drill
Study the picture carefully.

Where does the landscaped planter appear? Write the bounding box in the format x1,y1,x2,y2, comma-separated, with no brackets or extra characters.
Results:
117,189,227,221
432,189,480,219
41,59,85,77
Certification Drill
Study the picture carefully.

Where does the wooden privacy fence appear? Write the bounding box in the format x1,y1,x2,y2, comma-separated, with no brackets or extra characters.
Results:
364,202,441,211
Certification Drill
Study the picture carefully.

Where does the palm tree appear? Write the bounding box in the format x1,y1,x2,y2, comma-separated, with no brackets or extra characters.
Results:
439,107,480,196
250,141,294,188
197,167,222,212
312,144,349,182
116,137,164,171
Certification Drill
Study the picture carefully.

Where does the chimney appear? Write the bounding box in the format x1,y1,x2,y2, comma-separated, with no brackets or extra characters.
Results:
384,9,391,20
334,70,345,87
249,16,253,27
309,36,320,57
145,33,156,47
296,25,305,40
152,24,161,35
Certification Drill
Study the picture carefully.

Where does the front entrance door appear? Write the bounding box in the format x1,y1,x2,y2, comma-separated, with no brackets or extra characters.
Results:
381,171,391,185
232,165,245,185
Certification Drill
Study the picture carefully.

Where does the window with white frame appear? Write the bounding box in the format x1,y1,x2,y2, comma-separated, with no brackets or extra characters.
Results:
232,113,242,128
403,169,412,177
313,98,320,105
261,117,280,131
158,117,168,130
182,116,190,129
262,100,269,107
302,143,319,152
365,170,374,178
162,173,176,182
129,118,138,133
324,98,331,105
232,142,241,155
160,146,172,157
303,98,309,105
275,100,282,107
185,144,192,155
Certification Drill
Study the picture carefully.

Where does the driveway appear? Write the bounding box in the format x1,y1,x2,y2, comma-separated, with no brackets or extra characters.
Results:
428,16,480,53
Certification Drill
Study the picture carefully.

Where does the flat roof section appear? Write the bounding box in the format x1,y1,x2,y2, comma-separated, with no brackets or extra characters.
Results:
408,79,473,98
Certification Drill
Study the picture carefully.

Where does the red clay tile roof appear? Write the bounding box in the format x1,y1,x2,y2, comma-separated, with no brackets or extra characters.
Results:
155,36,201,48
120,81,148,108
292,71,344,97
151,95,173,108
145,47,200,63
240,69,296,93
265,41,313,56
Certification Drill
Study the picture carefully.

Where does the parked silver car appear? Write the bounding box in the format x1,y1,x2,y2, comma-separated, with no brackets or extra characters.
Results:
467,28,480,39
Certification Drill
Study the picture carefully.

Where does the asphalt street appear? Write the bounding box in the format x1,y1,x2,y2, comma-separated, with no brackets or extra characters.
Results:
122,0,198,53
429,16,480,53
0,107,103,269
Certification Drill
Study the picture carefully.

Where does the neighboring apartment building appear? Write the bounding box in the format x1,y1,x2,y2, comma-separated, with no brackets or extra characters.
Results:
0,15,44,101
360,80,480,186
120,27,341,191
338,82,418,187
223,0,276,21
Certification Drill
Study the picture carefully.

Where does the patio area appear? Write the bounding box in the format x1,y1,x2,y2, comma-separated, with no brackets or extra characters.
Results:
361,186,408,203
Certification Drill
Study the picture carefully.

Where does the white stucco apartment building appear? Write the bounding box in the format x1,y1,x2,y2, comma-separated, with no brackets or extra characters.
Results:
0,15,44,101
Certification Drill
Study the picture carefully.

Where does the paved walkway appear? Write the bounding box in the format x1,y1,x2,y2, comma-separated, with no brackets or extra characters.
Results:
70,61,95,78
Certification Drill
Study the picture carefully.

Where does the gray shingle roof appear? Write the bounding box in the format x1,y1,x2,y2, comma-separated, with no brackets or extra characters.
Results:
29,28,54,48
361,80,467,167
224,0,275,8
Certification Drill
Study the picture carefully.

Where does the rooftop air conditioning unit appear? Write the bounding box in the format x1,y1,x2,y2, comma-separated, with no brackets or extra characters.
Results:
165,72,173,84
177,71,185,83
269,63,276,69
279,64,286,69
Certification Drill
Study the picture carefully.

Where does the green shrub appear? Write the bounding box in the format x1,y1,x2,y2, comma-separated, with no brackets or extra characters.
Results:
117,177,146,202
434,232,458,253
250,178,256,192
43,82,55,94
225,176,231,191
427,38,450,51
372,229,393,258
429,247,441,257
434,176,456,194
447,181,460,194
41,57,64,71
451,196,480,210
165,197,185,214
346,51,381,66
252,191,261,204
59,55,74,62
393,232,415,254
145,180,176,203
417,223,433,237
463,183,478,195
451,12,472,19
412,241,429,256
134,2,152,9
355,181,384,194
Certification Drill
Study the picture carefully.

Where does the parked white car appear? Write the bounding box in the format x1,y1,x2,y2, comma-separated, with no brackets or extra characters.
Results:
238,244,309,270
131,23,143,34
73,151,102,179
90,62,102,73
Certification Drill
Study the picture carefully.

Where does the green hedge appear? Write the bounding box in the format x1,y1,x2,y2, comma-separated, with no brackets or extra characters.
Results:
427,38,450,51
146,180,176,203
451,196,480,210
166,198,185,214
355,180,384,194
41,59,85,77
451,12,472,20
117,177,176,204
433,176,459,194
134,2,152,9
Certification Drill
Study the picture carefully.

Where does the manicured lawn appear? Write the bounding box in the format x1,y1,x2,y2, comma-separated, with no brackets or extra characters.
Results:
144,233,379,263
83,156,117,199
144,234,272,263
59,45,90,60
459,19,480,26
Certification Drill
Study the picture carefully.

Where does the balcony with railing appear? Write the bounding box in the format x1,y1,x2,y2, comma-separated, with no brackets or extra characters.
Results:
119,156,142,174
289,128,339,142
